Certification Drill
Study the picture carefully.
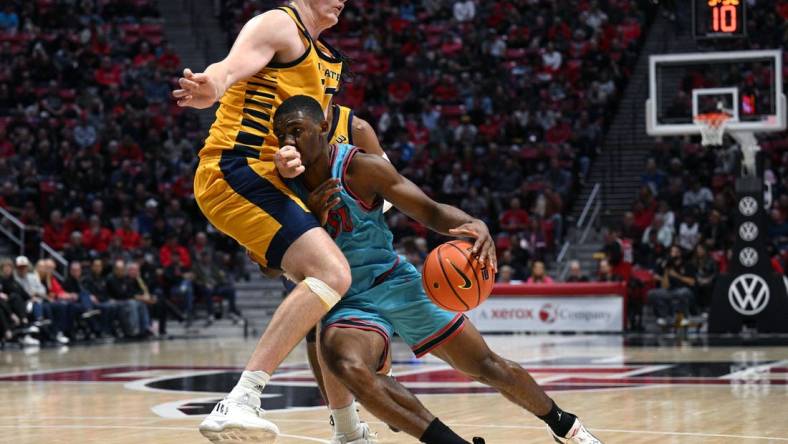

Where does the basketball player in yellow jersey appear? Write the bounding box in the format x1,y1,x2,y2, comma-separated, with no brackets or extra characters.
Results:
172,2,358,443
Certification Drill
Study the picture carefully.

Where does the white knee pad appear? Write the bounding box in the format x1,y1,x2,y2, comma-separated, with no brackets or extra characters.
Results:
302,277,342,309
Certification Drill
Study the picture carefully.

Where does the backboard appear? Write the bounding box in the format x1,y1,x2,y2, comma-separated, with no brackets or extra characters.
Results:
646,49,785,137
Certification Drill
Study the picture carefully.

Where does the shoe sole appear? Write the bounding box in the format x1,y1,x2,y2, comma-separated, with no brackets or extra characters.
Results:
200,426,278,443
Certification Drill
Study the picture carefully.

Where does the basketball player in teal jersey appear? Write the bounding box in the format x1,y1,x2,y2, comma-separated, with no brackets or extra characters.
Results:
272,95,603,444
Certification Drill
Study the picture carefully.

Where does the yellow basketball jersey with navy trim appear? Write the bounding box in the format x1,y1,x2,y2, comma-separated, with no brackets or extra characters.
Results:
200,4,344,159
328,104,354,145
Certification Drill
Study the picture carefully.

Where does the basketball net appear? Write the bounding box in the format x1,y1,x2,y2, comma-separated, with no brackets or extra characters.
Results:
694,112,732,146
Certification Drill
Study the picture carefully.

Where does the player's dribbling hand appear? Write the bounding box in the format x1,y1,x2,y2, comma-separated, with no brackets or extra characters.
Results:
449,220,497,273
306,178,341,226
275,145,305,178
173,68,219,109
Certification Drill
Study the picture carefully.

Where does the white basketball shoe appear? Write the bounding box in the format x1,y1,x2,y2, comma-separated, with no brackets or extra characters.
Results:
550,418,602,444
199,396,279,444
330,421,379,444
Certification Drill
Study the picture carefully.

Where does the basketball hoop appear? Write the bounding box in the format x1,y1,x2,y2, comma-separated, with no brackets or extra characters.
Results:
694,112,732,146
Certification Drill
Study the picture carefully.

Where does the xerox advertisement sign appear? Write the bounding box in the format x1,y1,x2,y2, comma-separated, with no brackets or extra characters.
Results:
466,296,624,332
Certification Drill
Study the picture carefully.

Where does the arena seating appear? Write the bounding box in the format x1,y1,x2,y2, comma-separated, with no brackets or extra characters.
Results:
218,0,655,279
0,0,243,345
599,1,788,329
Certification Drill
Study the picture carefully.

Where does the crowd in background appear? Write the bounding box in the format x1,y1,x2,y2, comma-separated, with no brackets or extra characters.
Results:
585,1,788,330
0,0,244,346
8,0,781,342
219,0,655,278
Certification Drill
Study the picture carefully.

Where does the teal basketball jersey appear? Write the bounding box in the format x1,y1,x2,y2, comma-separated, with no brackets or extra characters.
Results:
291,144,400,295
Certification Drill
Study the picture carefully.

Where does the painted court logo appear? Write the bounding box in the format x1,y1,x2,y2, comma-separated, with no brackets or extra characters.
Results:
728,274,769,315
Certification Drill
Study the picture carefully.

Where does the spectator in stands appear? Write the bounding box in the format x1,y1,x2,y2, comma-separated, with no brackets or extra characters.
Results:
496,158,524,197
542,42,562,72
648,245,696,327
105,259,142,337
768,208,788,252
114,215,141,250
13,257,61,342
546,157,572,199
641,158,666,195
495,247,525,281
190,231,213,259
160,234,191,269
73,113,98,149
500,197,529,234
63,231,91,264
82,258,119,337
126,262,155,337
193,251,242,323
566,260,590,282
636,226,665,271
601,229,624,266
0,283,19,343
702,209,728,252
582,2,609,31
43,210,70,251
61,262,102,337
36,259,82,342
497,265,515,284
460,186,489,223
0,258,36,345
621,211,640,241
0,4,19,34
526,261,553,284
521,218,548,261
442,162,469,203
677,211,701,252
453,0,476,23
83,215,113,255
12,258,53,341
642,215,673,249
164,253,195,324
683,178,714,213
655,201,676,234
596,259,622,282
690,244,717,312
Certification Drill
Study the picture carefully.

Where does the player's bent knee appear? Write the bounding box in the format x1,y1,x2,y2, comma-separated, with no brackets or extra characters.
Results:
301,277,342,309
331,358,375,393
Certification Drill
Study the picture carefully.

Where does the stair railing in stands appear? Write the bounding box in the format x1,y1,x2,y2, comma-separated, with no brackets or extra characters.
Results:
555,183,602,280
40,242,68,280
0,206,67,280
0,206,25,256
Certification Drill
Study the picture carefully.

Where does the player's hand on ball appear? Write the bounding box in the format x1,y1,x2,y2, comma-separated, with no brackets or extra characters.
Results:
449,220,497,272
306,178,341,226
173,68,219,109
275,145,305,178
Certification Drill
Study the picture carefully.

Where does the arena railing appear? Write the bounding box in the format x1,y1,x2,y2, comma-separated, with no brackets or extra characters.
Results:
0,206,67,280
555,183,602,280
0,206,25,256
40,242,68,281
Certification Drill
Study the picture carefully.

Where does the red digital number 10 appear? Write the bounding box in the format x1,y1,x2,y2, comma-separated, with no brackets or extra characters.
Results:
711,5,737,33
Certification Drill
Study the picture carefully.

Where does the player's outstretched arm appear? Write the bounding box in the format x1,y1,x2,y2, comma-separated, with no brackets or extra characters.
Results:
349,154,497,270
173,10,296,109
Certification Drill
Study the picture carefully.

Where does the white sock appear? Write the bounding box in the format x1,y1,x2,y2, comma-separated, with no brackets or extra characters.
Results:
331,401,361,436
227,370,271,408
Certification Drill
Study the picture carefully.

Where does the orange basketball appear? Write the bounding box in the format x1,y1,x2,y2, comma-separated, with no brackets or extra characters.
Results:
422,240,495,312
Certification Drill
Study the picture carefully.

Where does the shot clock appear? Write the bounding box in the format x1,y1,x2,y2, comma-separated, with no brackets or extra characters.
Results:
693,0,746,39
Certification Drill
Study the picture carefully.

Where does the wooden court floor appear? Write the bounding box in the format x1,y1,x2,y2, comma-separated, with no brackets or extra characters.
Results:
1,335,787,443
